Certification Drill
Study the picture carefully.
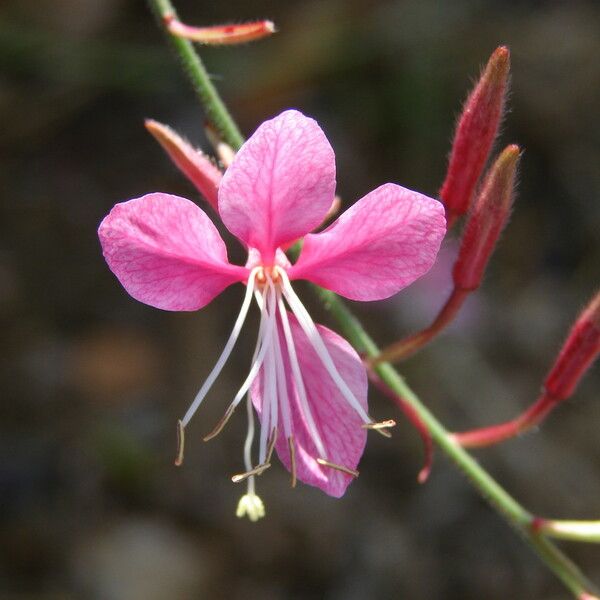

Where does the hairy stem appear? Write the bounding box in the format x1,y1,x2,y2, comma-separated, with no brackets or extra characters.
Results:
146,1,598,596
147,0,244,150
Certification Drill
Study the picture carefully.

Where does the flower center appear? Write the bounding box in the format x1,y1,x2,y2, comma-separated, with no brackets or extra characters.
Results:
174,263,395,520
255,265,281,287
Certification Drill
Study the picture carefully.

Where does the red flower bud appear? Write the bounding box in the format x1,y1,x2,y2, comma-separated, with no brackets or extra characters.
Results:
145,119,222,211
544,291,600,402
440,46,510,226
164,15,276,45
453,144,520,291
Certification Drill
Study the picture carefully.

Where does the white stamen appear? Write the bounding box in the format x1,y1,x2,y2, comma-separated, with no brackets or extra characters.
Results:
259,279,278,463
242,289,272,497
279,269,371,424
225,281,277,416
272,292,292,439
181,267,260,427
277,295,326,457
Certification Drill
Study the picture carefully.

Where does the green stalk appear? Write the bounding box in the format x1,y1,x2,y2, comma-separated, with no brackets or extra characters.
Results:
147,0,244,150
146,1,598,596
313,287,597,598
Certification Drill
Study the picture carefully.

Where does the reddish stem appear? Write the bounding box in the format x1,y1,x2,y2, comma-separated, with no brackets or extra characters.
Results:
374,287,470,364
451,393,558,448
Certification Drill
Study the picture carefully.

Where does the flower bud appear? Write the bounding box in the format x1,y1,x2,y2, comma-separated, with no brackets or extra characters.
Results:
544,291,600,401
453,144,520,291
164,15,276,45
440,46,510,225
145,119,222,211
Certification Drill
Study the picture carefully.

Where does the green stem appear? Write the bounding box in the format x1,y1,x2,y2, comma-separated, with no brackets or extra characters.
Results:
147,3,598,596
313,286,597,598
147,0,244,150
536,519,600,544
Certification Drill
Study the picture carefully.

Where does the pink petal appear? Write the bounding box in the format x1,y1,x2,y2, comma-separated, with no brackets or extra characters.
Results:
218,110,336,263
98,193,247,311
289,183,446,301
252,312,367,497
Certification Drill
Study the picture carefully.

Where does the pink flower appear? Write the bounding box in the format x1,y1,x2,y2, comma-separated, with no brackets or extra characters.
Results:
98,110,446,518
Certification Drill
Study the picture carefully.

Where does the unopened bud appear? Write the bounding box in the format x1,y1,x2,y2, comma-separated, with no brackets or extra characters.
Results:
453,144,520,290
440,46,510,225
145,119,222,211
544,291,600,402
165,15,276,45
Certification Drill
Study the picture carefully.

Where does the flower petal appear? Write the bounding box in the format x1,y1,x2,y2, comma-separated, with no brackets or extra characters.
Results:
252,312,367,497
289,183,446,301
98,193,247,311
218,110,336,262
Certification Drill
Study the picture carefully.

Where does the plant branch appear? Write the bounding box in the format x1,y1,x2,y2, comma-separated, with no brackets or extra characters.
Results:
147,0,244,150
146,3,598,596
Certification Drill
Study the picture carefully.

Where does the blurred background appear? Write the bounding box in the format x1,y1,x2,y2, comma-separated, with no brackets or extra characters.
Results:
1,0,599,598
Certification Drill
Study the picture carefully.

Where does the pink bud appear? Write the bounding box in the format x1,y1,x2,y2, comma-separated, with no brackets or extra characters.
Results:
164,15,276,45
453,144,520,291
544,291,600,402
440,46,510,226
145,119,222,211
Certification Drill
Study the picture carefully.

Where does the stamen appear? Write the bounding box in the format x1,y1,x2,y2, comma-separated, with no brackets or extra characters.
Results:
278,270,371,425
288,436,297,488
181,267,259,427
277,297,327,457
363,419,397,438
231,462,271,483
175,419,185,466
266,427,278,464
272,294,293,438
317,458,359,478
218,282,278,425
202,405,235,442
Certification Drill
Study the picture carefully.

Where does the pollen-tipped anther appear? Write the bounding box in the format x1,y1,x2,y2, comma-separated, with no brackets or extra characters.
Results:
266,427,278,464
175,420,185,466
203,405,236,442
288,436,297,488
317,458,359,478
231,463,271,483
363,419,396,437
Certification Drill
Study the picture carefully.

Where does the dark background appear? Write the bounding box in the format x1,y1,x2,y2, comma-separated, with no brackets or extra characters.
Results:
1,0,599,598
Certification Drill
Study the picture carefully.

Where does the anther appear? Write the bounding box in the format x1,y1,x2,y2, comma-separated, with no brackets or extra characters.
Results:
175,420,185,466
266,427,278,464
317,458,359,478
288,436,297,488
363,419,396,438
231,463,271,483
203,405,236,442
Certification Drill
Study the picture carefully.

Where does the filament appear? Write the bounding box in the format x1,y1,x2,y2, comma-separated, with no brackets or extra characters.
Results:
277,296,326,457
181,267,259,427
279,269,371,424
